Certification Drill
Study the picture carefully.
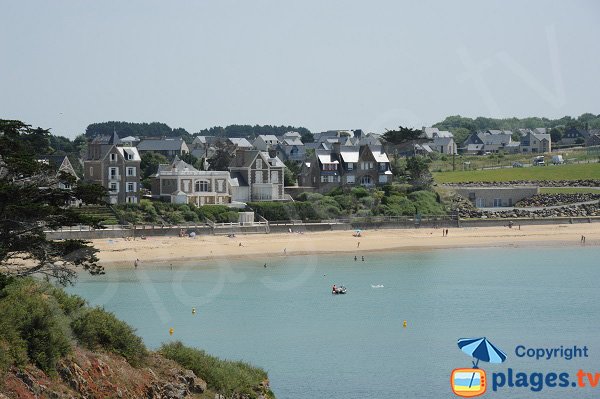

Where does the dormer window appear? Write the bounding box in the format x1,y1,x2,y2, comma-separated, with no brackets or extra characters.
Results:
110,153,117,162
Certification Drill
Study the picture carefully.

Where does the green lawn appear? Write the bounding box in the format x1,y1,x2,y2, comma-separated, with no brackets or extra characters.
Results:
540,187,600,194
433,162,600,183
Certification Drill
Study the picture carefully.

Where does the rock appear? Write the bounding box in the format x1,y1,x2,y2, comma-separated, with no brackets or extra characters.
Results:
178,369,207,393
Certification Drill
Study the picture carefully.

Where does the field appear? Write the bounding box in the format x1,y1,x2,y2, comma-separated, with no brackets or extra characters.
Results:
539,187,600,194
428,147,600,173
433,162,600,183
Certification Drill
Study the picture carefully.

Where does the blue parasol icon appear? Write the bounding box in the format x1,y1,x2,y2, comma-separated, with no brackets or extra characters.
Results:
458,337,507,388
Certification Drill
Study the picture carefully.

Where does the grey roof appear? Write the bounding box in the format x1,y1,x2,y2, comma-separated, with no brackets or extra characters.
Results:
230,171,248,187
92,132,121,145
229,137,253,147
431,136,454,145
531,133,551,141
230,150,260,168
156,156,199,174
282,137,304,146
257,135,279,142
137,138,186,151
477,132,511,145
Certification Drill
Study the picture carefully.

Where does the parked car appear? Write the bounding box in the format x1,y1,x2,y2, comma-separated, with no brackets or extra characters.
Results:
532,156,545,166
512,162,523,168
552,155,564,165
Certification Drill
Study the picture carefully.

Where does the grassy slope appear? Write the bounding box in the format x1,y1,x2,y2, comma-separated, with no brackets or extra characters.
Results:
433,163,600,183
540,187,600,194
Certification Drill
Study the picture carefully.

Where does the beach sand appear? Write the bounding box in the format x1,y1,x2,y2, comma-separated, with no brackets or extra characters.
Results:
93,223,600,268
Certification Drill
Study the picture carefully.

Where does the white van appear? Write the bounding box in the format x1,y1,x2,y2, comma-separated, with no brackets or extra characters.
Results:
552,155,564,165
532,156,545,166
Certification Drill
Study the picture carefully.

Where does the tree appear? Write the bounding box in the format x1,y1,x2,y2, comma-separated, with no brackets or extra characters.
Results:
382,126,423,145
405,156,433,190
549,127,564,143
140,152,168,179
207,140,236,171
0,120,106,285
180,152,204,170
283,161,300,186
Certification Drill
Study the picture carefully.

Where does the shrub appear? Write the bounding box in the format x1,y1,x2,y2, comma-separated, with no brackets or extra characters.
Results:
408,190,446,214
71,308,148,366
351,187,369,199
0,279,71,373
160,341,272,399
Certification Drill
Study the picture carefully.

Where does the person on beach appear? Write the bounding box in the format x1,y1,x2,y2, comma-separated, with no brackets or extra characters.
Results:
361,256,365,262
357,241,360,248
134,258,139,268
354,256,357,261
264,263,267,268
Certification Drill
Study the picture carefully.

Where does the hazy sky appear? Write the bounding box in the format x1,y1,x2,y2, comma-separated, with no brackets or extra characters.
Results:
2,0,599,138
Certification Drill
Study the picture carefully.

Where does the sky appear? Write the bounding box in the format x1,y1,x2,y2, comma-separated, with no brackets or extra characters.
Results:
1,0,599,138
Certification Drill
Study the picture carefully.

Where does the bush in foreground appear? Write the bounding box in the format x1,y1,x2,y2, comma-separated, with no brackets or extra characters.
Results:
160,341,273,399
71,307,148,366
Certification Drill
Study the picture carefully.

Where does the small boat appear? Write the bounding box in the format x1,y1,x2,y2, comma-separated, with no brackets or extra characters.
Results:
332,286,347,295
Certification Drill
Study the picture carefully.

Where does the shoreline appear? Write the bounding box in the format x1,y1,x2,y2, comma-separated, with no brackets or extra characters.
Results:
92,223,600,268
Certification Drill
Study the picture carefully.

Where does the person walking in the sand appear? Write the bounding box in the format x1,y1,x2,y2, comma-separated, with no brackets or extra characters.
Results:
357,241,360,248
134,258,139,268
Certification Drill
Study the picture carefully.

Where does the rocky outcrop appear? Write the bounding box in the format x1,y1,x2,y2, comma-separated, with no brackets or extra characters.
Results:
2,347,212,399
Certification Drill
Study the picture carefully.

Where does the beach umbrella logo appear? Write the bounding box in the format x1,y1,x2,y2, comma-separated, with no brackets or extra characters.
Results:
451,337,507,397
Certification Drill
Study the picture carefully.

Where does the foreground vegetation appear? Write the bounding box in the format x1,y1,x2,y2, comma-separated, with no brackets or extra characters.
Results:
433,162,600,183
160,342,272,398
0,276,272,398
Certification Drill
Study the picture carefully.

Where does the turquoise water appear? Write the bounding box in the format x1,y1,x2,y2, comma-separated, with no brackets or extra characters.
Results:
68,247,600,398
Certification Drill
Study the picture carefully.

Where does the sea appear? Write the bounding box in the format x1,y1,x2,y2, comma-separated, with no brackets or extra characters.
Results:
67,246,600,398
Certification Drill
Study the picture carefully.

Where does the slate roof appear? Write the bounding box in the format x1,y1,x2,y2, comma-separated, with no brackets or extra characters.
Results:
137,138,186,151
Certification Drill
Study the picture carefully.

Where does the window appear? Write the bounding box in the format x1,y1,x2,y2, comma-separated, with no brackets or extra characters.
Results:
346,175,355,184
109,182,118,193
110,153,117,162
271,171,279,183
126,167,136,176
321,175,327,183
217,180,224,192
89,167,93,177
493,198,502,207
126,196,137,204
127,182,135,192
124,151,134,160
256,159,263,169
476,198,486,207
109,167,118,179
360,175,372,186
328,175,334,183
347,163,354,171
255,171,263,183
196,181,209,192
379,175,388,183
63,182,71,189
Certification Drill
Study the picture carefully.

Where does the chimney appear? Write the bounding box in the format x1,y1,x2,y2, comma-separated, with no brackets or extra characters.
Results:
268,149,276,158
332,142,341,154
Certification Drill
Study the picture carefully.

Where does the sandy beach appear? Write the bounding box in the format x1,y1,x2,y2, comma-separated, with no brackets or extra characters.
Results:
93,223,600,268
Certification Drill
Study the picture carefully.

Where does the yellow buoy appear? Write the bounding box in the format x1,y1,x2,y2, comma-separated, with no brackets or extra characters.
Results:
403,320,407,328
169,328,174,335
192,307,196,315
